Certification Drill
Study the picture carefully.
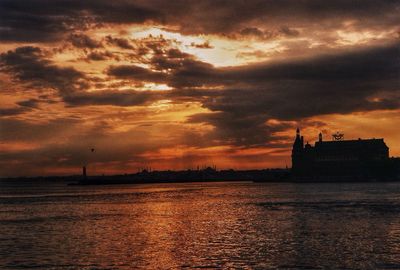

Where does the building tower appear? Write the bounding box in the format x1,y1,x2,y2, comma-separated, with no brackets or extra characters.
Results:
292,128,304,172
319,132,323,142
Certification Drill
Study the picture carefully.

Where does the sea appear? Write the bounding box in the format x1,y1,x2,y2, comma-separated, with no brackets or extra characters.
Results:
1,180,400,269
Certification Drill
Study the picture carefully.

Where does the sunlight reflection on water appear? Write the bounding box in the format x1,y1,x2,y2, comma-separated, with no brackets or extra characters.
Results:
1,181,400,269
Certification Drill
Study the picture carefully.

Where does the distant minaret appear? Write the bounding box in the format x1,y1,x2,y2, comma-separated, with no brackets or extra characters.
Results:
319,132,323,142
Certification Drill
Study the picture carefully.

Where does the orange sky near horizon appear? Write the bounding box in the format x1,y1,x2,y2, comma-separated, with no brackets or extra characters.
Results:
0,1,399,177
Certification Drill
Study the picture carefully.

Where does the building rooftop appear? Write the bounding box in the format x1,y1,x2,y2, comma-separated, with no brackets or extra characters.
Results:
315,138,387,149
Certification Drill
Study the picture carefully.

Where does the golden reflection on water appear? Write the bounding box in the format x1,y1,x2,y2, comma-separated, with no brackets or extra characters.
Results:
0,182,400,269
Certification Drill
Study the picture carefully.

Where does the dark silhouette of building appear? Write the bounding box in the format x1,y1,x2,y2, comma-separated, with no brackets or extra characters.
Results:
291,128,396,180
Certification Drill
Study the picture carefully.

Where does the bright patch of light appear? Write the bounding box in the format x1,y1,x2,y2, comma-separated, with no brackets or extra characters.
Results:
336,30,384,45
130,26,285,67
143,83,172,91
149,99,173,110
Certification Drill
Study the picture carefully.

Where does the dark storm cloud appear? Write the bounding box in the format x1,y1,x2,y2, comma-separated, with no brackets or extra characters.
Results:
0,99,38,118
0,106,31,117
109,46,220,87
16,98,39,108
109,55,219,88
226,43,400,83
240,27,265,38
158,41,399,91
238,26,299,40
279,26,300,37
0,46,165,108
1,0,399,42
102,38,219,87
153,0,400,36
107,65,168,84
168,59,220,88
0,0,160,42
0,46,86,94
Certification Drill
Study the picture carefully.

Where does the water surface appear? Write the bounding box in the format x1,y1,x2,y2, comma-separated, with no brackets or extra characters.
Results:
1,180,400,269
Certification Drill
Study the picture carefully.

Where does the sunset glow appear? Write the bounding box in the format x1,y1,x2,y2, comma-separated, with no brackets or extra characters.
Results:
0,0,399,177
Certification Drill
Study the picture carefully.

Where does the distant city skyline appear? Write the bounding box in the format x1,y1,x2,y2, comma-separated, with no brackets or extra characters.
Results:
0,1,399,177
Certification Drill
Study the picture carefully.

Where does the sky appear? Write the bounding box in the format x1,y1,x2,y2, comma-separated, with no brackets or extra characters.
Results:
0,0,399,177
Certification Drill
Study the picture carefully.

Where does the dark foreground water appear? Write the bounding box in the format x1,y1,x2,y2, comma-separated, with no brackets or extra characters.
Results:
1,181,400,269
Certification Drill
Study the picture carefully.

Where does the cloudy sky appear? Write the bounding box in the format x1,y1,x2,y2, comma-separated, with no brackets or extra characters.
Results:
0,0,399,177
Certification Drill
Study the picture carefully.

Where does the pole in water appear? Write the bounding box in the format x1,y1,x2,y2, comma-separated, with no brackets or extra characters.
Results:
82,165,87,180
